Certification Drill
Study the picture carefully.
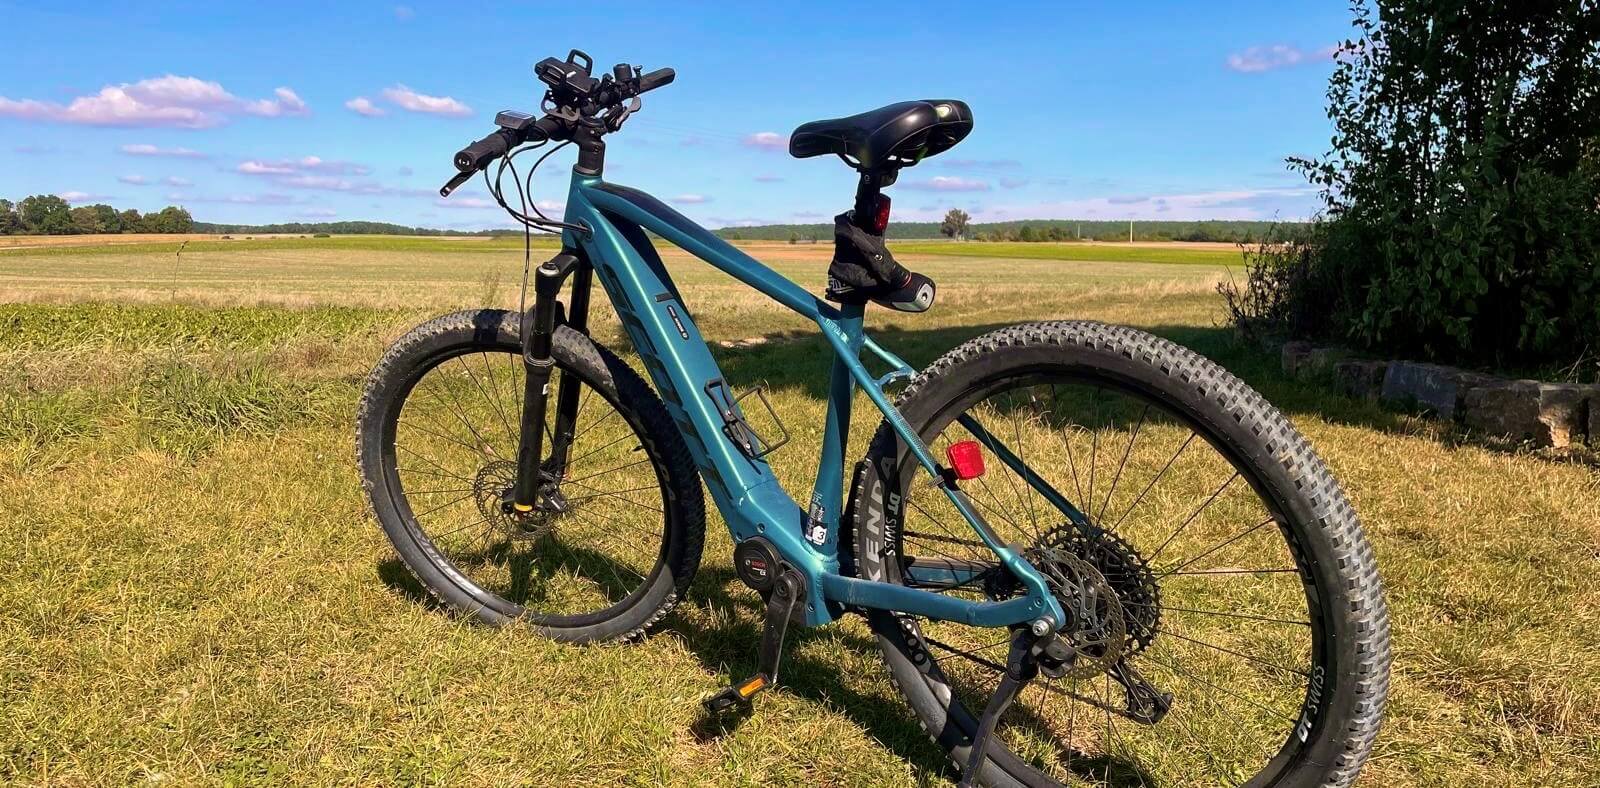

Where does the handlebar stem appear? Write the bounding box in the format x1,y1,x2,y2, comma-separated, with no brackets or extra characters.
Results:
572,120,608,176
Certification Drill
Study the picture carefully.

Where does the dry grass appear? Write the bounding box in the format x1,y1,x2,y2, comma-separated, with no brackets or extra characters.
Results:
0,237,1596,786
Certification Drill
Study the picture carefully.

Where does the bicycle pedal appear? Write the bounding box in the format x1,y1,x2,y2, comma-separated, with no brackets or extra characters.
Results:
702,673,769,714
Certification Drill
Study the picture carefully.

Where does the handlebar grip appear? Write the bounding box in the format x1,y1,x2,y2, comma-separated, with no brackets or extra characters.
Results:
454,130,513,172
637,67,675,93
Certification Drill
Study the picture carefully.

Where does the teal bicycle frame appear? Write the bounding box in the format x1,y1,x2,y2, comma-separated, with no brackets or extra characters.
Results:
558,170,1067,630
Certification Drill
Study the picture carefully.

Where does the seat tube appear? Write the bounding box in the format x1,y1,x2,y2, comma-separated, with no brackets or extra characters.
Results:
807,303,864,549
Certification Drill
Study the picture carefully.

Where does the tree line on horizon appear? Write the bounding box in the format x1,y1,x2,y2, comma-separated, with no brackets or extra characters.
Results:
0,195,193,235
0,195,1306,243
734,217,1308,243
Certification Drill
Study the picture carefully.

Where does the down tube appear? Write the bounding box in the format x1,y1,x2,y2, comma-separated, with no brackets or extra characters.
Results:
564,177,839,624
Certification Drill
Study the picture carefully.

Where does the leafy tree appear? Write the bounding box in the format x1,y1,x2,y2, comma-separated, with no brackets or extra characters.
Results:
1281,0,1600,364
939,208,971,240
18,195,72,234
90,204,121,233
0,199,19,235
69,206,104,234
119,209,145,233
1018,224,1041,242
147,206,195,233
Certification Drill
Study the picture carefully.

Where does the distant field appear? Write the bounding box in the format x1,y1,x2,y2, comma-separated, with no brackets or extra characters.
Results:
1,235,1595,786
894,241,1247,266
0,233,559,257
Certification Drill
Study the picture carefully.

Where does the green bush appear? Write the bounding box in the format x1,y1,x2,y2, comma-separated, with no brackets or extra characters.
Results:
1234,0,1600,371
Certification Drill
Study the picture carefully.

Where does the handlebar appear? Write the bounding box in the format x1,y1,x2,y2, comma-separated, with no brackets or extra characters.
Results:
637,67,675,93
439,51,673,198
452,115,565,173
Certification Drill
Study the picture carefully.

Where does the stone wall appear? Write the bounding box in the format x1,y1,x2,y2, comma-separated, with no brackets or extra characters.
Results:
1281,342,1598,448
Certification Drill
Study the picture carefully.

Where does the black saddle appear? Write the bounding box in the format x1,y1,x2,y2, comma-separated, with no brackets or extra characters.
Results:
789,100,973,170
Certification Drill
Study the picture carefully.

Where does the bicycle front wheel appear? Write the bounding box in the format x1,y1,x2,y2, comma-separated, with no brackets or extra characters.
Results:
356,309,704,643
850,321,1389,787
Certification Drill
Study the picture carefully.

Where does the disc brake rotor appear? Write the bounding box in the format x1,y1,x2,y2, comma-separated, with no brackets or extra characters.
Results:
472,460,555,541
1032,548,1129,679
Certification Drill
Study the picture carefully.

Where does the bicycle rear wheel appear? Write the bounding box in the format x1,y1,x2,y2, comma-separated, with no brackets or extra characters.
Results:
356,309,704,643
850,321,1389,787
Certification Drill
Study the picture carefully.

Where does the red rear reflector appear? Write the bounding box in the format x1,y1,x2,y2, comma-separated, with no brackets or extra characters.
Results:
946,440,985,480
873,195,891,234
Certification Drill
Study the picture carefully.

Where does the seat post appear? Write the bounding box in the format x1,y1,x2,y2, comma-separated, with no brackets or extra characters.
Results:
852,170,890,232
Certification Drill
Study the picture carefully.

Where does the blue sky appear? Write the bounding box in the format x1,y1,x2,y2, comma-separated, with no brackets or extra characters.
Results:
0,1,1352,229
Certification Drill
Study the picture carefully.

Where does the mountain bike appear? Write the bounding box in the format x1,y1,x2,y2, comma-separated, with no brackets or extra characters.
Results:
355,50,1390,787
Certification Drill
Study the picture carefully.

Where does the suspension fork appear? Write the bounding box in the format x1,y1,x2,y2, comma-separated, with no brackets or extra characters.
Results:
512,250,583,510
546,262,592,471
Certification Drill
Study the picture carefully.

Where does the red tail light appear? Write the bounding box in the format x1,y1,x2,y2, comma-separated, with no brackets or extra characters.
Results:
873,195,891,234
945,440,985,480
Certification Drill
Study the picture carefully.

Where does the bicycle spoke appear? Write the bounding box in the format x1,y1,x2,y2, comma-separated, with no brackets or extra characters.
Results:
460,354,516,447
1009,392,1044,541
1123,599,1310,628
1098,404,1147,521
1107,431,1196,533
477,351,519,447
1158,628,1309,679
1165,567,1297,576
1158,515,1277,578
1148,471,1239,563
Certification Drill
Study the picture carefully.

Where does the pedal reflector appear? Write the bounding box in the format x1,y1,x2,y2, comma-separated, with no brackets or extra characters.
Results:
737,675,768,698
946,440,985,480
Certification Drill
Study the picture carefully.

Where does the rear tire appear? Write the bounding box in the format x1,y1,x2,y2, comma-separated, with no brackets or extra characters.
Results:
356,309,705,643
849,321,1389,787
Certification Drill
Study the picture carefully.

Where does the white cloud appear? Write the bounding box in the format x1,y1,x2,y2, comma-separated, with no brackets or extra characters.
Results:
671,194,709,205
167,192,296,205
344,96,387,117
117,175,150,185
1225,44,1338,74
0,76,308,128
381,85,471,117
57,191,110,203
394,5,415,20
940,158,1022,170
237,156,372,177
900,186,1320,223
754,174,783,183
243,87,309,118
119,143,207,158
742,131,786,151
437,197,497,209
902,176,991,192
296,207,339,218
162,176,193,187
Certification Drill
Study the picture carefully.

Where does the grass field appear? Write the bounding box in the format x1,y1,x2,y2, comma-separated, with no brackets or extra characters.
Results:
1,236,1596,786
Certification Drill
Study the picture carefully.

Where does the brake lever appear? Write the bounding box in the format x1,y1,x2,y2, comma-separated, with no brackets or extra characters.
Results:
605,96,642,132
439,170,473,198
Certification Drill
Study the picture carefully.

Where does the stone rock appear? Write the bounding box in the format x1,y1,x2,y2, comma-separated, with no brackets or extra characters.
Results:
1588,388,1600,447
1460,380,1586,448
1302,347,1349,379
1281,341,1313,377
1379,361,1492,420
1332,360,1388,400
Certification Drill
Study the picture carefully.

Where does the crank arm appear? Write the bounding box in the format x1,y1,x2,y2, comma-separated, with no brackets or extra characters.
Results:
703,568,803,715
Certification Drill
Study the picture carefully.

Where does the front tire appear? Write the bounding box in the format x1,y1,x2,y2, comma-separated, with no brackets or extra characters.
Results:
850,321,1390,787
356,309,705,643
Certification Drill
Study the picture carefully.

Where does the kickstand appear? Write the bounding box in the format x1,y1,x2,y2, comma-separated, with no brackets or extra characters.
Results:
702,568,803,715
959,630,1039,788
